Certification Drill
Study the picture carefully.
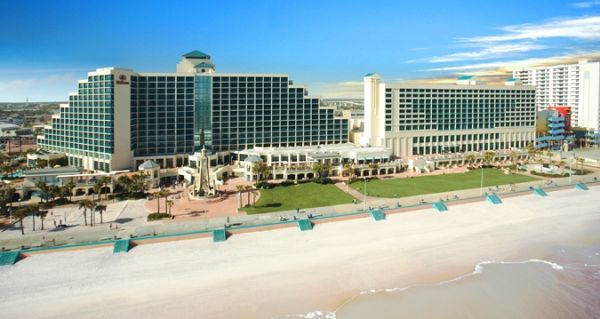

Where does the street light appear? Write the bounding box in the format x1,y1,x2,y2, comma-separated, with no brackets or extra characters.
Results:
363,177,367,211
480,164,484,195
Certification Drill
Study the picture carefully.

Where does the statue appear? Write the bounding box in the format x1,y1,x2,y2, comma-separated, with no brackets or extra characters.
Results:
193,148,216,197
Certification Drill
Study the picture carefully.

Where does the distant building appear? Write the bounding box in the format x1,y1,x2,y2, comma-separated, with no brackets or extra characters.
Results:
513,60,600,130
362,73,536,158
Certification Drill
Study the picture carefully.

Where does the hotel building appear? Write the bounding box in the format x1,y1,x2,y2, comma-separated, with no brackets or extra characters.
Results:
37,51,349,172
513,60,600,130
362,74,536,158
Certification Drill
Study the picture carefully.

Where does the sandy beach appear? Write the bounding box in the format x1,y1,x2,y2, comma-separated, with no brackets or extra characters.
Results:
1,186,599,318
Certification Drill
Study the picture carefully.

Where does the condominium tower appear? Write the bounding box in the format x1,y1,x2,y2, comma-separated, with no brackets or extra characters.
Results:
363,74,536,157
37,51,349,172
513,60,600,130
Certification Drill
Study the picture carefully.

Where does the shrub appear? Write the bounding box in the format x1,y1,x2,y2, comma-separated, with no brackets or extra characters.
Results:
280,180,295,187
313,177,333,184
147,212,171,221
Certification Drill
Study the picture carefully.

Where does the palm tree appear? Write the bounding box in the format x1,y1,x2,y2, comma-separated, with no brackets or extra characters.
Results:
94,204,107,224
87,200,97,226
117,175,132,195
78,199,93,226
235,185,244,208
244,185,253,206
368,162,380,176
152,191,162,213
526,142,537,162
165,200,174,215
36,182,50,203
465,153,477,168
64,181,76,202
92,181,102,202
12,207,29,235
251,161,269,185
252,190,259,206
38,209,48,230
99,176,112,200
159,188,170,213
483,151,496,166
342,163,355,179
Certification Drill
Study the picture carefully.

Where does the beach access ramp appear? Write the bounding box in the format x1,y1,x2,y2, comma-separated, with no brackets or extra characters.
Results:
486,193,503,205
370,209,386,221
212,229,227,242
113,239,131,254
0,250,21,266
297,219,313,231
432,201,448,212
532,187,548,197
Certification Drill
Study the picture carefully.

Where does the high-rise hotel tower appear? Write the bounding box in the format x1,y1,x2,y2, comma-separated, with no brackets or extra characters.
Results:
37,51,349,172
363,74,536,157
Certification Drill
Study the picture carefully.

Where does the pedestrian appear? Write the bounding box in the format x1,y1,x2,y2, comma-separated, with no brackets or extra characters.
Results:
109,223,112,230
53,220,57,227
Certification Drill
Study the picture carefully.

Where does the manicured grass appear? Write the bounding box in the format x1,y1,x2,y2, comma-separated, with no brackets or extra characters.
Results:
241,182,356,214
349,168,539,198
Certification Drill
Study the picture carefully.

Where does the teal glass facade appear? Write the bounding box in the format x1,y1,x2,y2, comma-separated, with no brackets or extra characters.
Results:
194,75,212,151
130,75,195,158
38,74,114,171
210,75,348,152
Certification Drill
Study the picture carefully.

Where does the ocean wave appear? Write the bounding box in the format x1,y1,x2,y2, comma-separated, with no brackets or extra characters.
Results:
275,259,566,319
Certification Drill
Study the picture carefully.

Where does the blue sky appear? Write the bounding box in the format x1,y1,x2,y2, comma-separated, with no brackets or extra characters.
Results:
1,0,600,101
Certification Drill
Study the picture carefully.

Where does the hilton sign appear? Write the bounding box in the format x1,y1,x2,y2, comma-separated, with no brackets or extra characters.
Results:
116,74,129,85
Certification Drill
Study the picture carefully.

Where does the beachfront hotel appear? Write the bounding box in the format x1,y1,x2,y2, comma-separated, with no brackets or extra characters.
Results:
37,51,349,172
513,60,600,130
361,74,537,158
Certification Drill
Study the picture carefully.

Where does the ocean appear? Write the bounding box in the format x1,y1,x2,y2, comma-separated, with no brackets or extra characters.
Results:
277,245,600,319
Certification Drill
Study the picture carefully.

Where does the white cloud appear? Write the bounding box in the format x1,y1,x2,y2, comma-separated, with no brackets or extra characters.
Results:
462,16,600,43
424,51,600,72
572,1,600,8
426,42,546,63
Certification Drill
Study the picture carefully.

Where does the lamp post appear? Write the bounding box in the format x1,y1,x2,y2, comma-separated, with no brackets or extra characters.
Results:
363,177,367,211
480,164,484,195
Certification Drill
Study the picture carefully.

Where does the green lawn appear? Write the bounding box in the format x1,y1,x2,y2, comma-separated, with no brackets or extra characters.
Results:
241,182,356,214
349,168,539,198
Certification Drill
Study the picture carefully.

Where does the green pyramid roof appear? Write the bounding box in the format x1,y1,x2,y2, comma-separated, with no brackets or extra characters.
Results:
183,50,210,59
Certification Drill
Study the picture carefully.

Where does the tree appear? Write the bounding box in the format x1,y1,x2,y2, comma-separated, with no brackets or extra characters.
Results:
509,150,519,173
95,204,107,224
64,181,76,202
235,185,244,208
368,162,380,176
244,185,253,206
98,176,112,200
36,182,51,203
166,200,174,215
35,158,48,168
159,188,170,214
252,191,259,206
78,199,94,226
116,175,132,194
465,153,477,168
342,163,355,179
92,181,102,202
12,207,29,235
153,191,162,213
483,151,496,166
312,162,332,178
251,161,269,185
38,209,48,230
87,200,97,226
526,142,537,162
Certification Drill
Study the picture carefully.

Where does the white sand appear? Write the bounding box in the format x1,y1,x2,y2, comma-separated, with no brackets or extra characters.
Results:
1,187,600,318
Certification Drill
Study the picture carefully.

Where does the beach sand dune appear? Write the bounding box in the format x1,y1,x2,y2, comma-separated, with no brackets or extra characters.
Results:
1,187,599,318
